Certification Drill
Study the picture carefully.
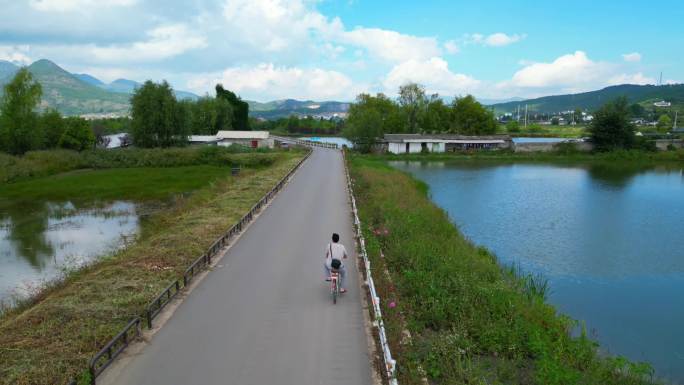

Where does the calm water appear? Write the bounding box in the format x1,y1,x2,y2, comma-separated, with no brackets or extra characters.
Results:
0,201,140,306
391,161,684,383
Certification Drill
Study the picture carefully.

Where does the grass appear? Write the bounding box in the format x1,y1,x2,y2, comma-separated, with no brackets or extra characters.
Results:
497,124,587,138
0,166,234,202
375,147,684,164
0,146,278,184
348,154,657,385
0,150,306,385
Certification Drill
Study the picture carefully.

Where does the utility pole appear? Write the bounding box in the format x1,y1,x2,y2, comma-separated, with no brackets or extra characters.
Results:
517,105,520,122
524,104,528,129
674,111,678,130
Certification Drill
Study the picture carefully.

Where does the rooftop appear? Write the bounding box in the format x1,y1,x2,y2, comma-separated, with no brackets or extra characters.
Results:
384,133,512,143
216,131,270,140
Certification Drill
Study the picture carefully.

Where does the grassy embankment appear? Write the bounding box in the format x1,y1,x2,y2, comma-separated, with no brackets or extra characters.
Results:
0,147,306,385
348,155,656,385
376,147,684,164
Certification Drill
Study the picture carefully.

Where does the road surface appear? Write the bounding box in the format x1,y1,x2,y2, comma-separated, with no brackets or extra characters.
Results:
106,148,373,385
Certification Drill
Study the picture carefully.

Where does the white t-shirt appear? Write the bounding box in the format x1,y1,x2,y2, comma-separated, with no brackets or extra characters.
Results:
324,242,348,268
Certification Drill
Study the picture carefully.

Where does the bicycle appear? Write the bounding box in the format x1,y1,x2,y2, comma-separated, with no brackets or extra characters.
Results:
330,269,341,304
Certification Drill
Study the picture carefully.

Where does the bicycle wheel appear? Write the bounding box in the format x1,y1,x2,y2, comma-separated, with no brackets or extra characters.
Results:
331,277,338,304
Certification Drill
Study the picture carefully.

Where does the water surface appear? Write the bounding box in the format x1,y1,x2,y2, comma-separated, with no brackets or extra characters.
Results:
391,160,684,383
0,201,140,306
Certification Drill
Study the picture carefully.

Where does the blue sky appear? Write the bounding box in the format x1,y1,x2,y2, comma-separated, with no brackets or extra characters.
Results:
0,0,681,101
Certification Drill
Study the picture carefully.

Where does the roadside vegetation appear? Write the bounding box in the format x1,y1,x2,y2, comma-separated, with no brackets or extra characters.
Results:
0,145,276,184
349,155,657,385
0,150,305,385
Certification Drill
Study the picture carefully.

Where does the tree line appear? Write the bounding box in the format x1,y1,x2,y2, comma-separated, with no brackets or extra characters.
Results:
343,83,498,152
0,68,250,154
250,114,343,135
0,69,96,154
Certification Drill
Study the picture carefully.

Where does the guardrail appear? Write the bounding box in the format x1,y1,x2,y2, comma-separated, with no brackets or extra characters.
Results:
271,135,340,149
85,148,313,385
342,150,398,385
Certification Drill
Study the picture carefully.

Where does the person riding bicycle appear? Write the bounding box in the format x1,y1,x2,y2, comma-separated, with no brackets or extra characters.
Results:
324,233,348,293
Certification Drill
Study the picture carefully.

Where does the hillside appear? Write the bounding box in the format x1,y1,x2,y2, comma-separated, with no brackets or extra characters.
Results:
248,99,350,119
0,60,19,81
0,59,130,115
491,84,684,114
0,59,199,115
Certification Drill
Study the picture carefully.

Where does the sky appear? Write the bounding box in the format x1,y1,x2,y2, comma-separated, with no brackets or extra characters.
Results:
0,0,682,102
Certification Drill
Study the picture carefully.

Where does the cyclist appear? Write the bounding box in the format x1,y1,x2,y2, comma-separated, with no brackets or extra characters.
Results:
324,233,348,293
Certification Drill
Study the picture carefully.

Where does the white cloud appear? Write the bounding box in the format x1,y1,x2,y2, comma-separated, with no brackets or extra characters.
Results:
622,52,642,62
89,24,207,62
496,51,655,97
187,63,366,101
383,57,480,96
466,32,525,47
340,28,441,63
29,0,136,12
0,45,32,65
484,33,525,46
444,40,460,54
607,72,655,85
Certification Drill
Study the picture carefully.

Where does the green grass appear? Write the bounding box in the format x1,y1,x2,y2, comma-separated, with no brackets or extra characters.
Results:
498,124,588,138
348,154,657,385
0,166,233,202
376,147,684,164
0,147,278,184
0,151,306,385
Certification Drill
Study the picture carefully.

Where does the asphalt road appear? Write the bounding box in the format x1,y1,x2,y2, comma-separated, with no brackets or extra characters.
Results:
106,148,373,385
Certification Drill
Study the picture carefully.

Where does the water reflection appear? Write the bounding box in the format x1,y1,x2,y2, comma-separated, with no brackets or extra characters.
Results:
0,201,140,304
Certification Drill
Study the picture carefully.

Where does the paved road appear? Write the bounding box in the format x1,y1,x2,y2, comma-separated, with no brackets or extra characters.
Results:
106,148,373,385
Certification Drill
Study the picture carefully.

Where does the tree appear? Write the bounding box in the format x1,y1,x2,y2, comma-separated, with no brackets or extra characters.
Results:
506,120,520,133
398,83,427,133
188,97,233,135
450,95,497,135
0,68,43,154
58,117,95,151
573,108,583,124
589,96,636,151
419,97,452,133
656,114,672,132
130,80,188,148
343,93,398,152
629,103,646,118
216,85,249,130
39,109,66,149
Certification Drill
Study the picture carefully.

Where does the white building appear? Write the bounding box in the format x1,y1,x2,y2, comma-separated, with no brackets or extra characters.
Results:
189,131,274,149
384,134,512,154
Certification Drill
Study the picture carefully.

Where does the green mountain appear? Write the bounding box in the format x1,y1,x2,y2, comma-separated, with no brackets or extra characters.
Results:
0,59,131,115
248,99,350,119
491,84,684,114
0,60,19,81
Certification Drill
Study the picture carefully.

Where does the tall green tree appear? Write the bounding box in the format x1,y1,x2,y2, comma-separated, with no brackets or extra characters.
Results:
450,95,497,135
130,80,188,148
398,83,427,133
419,97,452,133
58,117,95,151
39,109,66,148
0,68,43,154
656,114,672,132
344,93,399,152
216,85,249,130
589,96,636,151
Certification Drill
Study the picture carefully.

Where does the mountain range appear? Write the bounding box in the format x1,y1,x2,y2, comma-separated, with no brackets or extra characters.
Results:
0,59,198,116
490,84,684,114
248,99,350,119
0,58,682,118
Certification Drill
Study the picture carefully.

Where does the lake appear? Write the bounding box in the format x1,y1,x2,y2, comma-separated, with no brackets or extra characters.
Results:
391,160,684,384
0,201,141,307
